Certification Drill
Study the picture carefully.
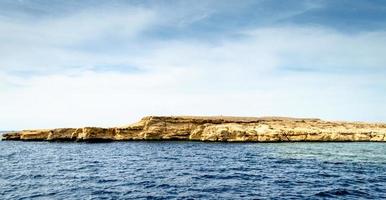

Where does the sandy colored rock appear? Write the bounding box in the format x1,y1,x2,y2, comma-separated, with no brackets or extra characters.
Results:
2,116,386,142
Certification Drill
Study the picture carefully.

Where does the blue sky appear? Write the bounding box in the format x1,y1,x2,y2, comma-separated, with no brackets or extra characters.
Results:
1,0,386,129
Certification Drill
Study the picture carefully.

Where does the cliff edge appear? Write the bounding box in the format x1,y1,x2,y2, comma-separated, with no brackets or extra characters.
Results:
2,116,386,142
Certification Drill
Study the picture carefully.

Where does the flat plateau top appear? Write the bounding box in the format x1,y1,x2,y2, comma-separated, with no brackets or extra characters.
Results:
144,116,321,122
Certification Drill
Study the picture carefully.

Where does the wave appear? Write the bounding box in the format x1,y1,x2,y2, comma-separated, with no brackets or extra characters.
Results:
315,188,370,198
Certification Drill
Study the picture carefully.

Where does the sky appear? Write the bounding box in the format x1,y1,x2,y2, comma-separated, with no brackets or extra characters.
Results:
1,0,386,130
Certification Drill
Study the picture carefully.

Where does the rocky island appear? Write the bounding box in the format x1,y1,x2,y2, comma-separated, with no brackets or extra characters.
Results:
2,116,386,142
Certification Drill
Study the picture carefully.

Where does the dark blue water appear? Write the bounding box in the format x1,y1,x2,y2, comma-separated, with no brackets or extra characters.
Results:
1,141,385,199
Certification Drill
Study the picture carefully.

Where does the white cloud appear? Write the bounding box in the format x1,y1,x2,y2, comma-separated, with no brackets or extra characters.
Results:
138,27,386,74
1,68,384,130
0,6,155,72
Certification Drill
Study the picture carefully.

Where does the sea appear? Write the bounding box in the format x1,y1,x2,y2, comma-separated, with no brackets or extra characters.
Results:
0,139,385,199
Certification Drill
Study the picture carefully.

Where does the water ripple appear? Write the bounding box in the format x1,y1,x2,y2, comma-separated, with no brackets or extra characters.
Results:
1,141,386,199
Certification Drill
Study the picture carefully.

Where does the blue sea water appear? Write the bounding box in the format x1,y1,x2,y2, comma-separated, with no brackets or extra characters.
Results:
0,141,385,199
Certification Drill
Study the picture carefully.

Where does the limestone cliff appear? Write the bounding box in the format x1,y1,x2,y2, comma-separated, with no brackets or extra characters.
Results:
2,116,386,142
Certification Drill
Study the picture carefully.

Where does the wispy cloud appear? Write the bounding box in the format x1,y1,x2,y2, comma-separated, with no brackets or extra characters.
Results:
0,5,155,73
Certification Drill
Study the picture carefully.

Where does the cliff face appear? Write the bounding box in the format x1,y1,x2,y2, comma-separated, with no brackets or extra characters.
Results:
2,116,386,142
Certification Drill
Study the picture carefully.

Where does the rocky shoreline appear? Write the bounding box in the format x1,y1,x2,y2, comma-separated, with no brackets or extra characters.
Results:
2,116,386,142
